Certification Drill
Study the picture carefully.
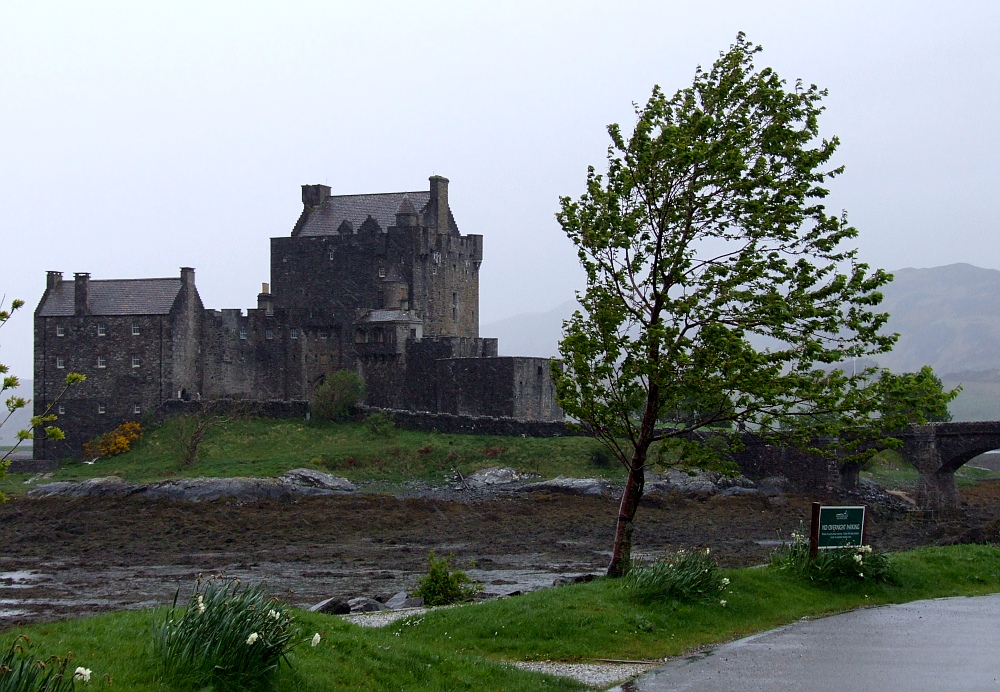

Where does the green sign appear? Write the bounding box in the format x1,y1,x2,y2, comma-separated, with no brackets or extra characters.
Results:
816,505,866,549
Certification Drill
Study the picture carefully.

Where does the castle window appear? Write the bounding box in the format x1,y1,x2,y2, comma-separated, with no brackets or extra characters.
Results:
58,404,65,415
373,328,384,343
378,267,386,278
354,329,367,343
132,354,140,368
56,325,65,337
319,354,329,365
132,323,140,335
56,356,65,369
133,404,141,414
97,323,106,336
97,355,106,369
98,403,106,414
266,329,274,340
329,250,335,260
290,329,299,339
319,331,328,340
239,328,247,340
452,293,458,320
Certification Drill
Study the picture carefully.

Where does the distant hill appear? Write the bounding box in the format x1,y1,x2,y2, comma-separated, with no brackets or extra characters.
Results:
482,263,1000,422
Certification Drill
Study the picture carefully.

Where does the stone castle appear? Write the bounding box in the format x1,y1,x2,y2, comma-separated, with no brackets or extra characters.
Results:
34,176,562,459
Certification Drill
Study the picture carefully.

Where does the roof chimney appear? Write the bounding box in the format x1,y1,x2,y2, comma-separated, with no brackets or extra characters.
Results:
180,267,195,289
302,184,331,208
428,175,452,234
46,271,63,291
73,272,90,316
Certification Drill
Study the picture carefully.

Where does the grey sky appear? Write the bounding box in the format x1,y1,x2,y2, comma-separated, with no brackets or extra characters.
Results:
2,1,997,378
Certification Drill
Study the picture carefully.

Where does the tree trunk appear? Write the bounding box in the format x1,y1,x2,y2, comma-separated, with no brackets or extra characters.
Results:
607,459,645,577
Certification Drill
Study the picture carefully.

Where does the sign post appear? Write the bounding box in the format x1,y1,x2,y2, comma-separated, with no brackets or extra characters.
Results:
809,502,866,558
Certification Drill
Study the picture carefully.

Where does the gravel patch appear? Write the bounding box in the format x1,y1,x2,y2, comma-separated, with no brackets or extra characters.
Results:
510,660,657,687
339,605,444,628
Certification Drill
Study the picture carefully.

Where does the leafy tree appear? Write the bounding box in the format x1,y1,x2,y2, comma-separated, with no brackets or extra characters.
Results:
554,34,922,576
878,366,957,425
175,399,259,466
311,369,366,422
1,298,84,500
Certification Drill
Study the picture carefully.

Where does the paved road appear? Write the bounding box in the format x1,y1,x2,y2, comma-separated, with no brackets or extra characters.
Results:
612,594,1000,691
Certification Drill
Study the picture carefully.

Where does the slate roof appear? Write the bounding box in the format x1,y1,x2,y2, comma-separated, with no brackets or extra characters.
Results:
293,191,430,237
37,278,182,317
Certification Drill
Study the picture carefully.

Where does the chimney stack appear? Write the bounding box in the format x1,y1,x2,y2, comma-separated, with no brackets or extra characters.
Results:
301,184,331,208
73,272,90,316
180,267,195,289
428,175,451,234
46,271,63,291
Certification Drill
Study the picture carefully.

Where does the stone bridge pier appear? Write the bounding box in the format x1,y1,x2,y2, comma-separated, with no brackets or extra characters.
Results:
899,422,1000,513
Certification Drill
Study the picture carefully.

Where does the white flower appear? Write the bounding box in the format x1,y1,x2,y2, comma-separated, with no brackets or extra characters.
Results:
269,609,280,620
311,633,321,647
246,632,260,645
721,578,730,587
196,595,206,614
859,573,864,579
719,600,727,607
73,667,92,682
853,554,863,564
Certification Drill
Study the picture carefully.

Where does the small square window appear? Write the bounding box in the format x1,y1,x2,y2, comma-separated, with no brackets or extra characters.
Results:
290,329,299,340
132,323,140,336
266,329,274,340
58,404,65,415
319,331,328,340
97,355,106,368
239,328,247,340
133,404,141,415
97,323,106,336
328,250,335,260
56,356,65,369
378,267,386,278
132,354,140,368
56,325,65,337
98,404,106,414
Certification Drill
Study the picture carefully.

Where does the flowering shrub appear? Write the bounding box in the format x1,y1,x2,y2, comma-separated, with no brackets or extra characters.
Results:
413,553,482,606
770,534,897,587
153,577,299,691
624,548,730,603
82,421,142,459
0,635,81,691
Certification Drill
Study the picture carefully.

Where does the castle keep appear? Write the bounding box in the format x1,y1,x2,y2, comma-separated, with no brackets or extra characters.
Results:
34,176,562,459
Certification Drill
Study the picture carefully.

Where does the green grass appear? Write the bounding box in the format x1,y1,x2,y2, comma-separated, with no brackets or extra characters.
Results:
4,545,1000,690
0,418,621,496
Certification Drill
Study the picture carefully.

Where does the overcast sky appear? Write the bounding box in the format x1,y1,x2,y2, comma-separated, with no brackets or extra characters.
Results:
1,1,997,378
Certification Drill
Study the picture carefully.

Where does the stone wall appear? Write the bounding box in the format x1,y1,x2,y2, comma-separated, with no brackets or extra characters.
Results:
358,405,582,438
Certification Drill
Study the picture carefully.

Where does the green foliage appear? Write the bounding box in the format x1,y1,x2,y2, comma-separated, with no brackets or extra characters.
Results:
0,636,81,692
412,552,482,606
311,370,366,422
624,548,729,603
587,444,615,468
878,365,958,425
770,536,897,587
362,412,395,438
153,577,299,691
552,33,920,574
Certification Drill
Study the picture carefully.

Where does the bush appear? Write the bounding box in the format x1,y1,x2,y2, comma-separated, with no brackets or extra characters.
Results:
0,636,85,691
624,548,729,603
363,412,395,438
770,537,897,587
412,553,482,606
153,577,299,691
81,421,142,459
311,370,366,422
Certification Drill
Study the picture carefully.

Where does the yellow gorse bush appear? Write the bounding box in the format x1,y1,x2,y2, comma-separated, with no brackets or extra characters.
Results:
83,420,143,459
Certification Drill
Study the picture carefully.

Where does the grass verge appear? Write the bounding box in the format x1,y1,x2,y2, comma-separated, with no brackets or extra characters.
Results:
0,418,621,497
3,545,999,690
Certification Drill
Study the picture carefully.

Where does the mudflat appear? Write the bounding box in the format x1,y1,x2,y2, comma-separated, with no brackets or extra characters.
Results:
2,482,999,628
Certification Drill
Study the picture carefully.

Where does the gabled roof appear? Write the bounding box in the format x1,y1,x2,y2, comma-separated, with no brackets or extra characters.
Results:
37,278,182,317
293,191,431,237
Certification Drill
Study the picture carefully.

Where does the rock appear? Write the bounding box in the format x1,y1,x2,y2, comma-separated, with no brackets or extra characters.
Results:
521,476,609,497
28,476,140,499
757,476,789,496
552,573,598,587
141,477,293,502
385,592,424,609
280,468,357,493
463,466,535,489
309,597,351,614
718,486,763,497
348,597,387,613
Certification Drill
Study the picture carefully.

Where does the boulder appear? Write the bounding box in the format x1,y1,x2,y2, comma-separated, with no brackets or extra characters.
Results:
347,597,388,613
521,476,609,497
552,573,598,587
384,591,424,609
280,468,357,494
28,476,140,499
309,597,351,614
463,466,535,489
141,477,293,502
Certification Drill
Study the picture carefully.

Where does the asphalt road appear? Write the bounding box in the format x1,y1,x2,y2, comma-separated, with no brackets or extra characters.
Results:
613,594,1000,692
